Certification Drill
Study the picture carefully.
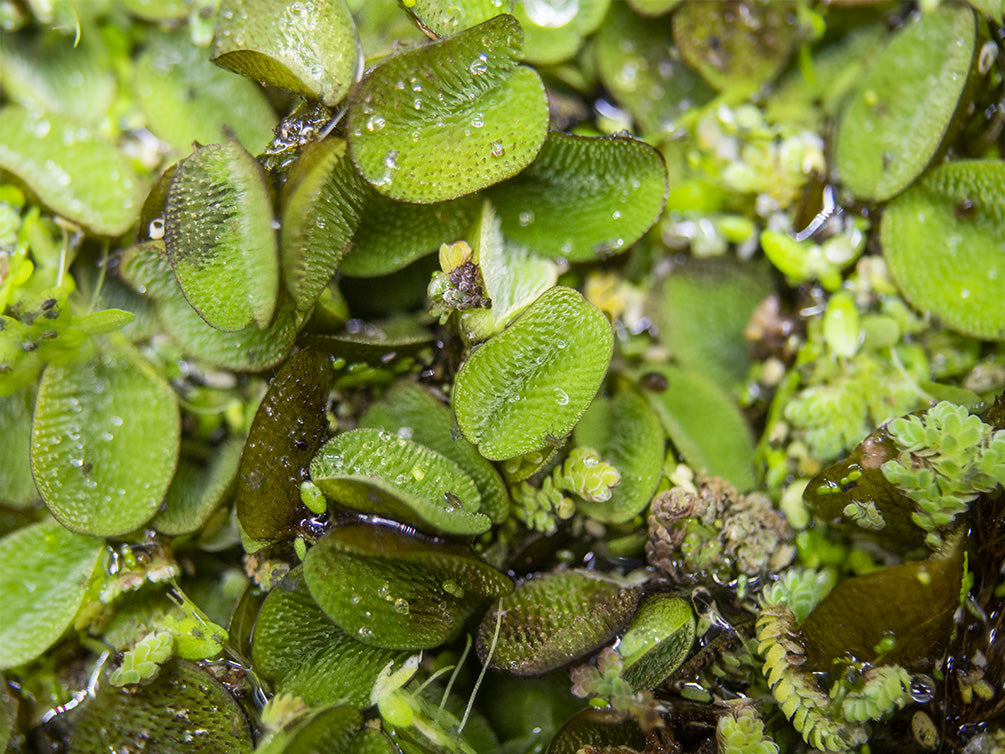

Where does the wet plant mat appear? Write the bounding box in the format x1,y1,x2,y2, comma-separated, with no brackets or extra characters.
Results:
2,1,1005,753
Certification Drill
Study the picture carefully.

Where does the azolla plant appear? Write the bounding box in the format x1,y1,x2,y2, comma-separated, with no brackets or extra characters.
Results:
2,0,1005,752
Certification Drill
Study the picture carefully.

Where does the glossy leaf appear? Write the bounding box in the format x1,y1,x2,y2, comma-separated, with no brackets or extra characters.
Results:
512,0,610,66
212,0,360,107
119,243,300,372
0,519,105,670
476,569,642,675
153,439,243,536
252,568,409,707
359,381,510,524
399,0,510,37
572,391,664,523
834,5,976,202
673,0,798,95
643,365,756,491
68,660,253,753
164,140,278,331
134,30,276,154
0,389,38,507
452,286,613,461
619,594,696,691
347,15,548,203
310,428,491,536
490,132,667,261
0,107,143,236
280,139,365,311
31,343,180,537
802,549,963,671
594,3,713,136
303,523,513,649
653,257,774,389
880,160,1005,340
236,348,331,541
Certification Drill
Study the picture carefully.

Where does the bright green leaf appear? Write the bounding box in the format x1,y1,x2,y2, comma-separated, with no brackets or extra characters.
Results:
153,439,243,536
347,14,548,203
31,343,180,537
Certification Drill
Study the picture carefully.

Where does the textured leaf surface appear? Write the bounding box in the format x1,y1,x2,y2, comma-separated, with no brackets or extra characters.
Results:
453,286,613,461
212,0,359,106
0,519,105,670
256,704,362,754
573,392,664,523
399,0,508,36
119,243,299,372
135,30,275,154
310,428,490,536
880,160,1005,340
347,15,548,203
165,140,278,331
490,132,666,261
0,107,143,236
673,0,797,94
360,382,510,524
643,366,756,491
69,660,252,753
834,5,975,202
153,439,243,536
252,568,408,707
280,139,365,311
619,594,695,691
31,345,180,537
653,257,774,389
236,348,331,541
548,709,646,754
303,523,513,649
476,569,642,675
341,192,480,277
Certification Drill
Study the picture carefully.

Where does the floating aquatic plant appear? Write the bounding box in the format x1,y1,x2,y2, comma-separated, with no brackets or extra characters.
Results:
3,1,1005,751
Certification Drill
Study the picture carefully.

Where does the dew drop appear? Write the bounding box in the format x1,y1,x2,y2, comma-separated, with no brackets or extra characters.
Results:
441,579,464,598
470,112,485,128
393,598,410,614
489,140,505,157
469,53,488,75
523,0,578,28
554,388,569,405
518,210,535,226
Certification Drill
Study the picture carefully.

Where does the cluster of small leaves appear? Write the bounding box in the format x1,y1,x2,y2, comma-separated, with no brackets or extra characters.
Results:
109,631,175,687
646,476,794,584
715,706,780,754
511,446,621,534
829,663,912,724
569,647,662,733
881,401,1005,547
759,568,837,626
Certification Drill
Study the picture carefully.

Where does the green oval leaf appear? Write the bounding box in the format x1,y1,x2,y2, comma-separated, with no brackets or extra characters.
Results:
118,242,300,372
511,0,610,66
31,343,180,537
347,14,548,203
0,389,38,507
211,0,360,107
153,438,243,536
0,519,105,670
69,660,253,754
490,132,667,261
642,365,756,491
256,704,362,754
880,160,1005,340
619,594,696,691
252,568,409,707
452,285,613,461
548,708,646,754
303,523,513,649
572,391,664,523
653,257,774,389
310,428,490,536
672,0,798,95
476,569,642,675
360,381,510,524
0,107,144,237
165,140,278,331
236,348,332,541
135,30,276,155
834,5,976,202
